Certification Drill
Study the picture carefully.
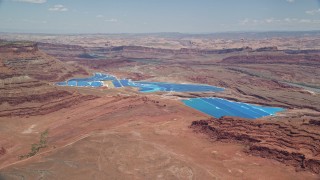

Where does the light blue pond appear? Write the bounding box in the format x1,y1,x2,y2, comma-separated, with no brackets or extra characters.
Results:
182,97,284,119
131,81,224,93
56,73,224,93
57,73,117,87
56,73,285,119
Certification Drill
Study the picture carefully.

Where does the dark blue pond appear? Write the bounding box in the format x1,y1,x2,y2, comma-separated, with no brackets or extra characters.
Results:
182,97,284,119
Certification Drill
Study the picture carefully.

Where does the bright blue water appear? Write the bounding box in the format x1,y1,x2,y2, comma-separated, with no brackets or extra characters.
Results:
120,79,130,86
112,79,123,88
56,73,224,92
182,97,284,119
131,81,224,93
56,73,284,119
57,73,116,87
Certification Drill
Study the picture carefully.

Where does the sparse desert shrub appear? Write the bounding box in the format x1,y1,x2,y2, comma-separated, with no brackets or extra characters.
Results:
19,129,49,160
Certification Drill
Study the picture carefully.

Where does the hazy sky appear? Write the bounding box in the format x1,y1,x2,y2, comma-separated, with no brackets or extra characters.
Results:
0,0,320,34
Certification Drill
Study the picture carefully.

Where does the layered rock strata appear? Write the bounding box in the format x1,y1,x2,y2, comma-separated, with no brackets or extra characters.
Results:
190,117,320,174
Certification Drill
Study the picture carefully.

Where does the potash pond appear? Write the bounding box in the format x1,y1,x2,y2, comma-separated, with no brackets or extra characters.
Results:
56,73,224,93
56,73,284,119
182,97,284,119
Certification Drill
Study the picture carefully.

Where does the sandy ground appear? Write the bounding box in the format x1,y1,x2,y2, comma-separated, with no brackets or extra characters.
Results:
0,95,318,179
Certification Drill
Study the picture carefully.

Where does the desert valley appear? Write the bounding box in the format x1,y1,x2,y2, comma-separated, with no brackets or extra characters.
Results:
0,31,319,179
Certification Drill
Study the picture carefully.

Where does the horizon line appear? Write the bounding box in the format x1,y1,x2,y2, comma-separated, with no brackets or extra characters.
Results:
1,30,320,36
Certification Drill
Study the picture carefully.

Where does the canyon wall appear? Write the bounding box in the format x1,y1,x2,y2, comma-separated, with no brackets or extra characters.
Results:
191,117,320,174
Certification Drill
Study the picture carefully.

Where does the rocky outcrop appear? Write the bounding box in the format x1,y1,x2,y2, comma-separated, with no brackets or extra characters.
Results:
2,56,86,82
284,49,320,54
190,117,320,174
256,46,278,52
1,41,88,82
76,59,134,69
0,147,6,157
0,75,97,118
222,54,320,66
97,46,252,55
38,42,85,51
0,41,38,53
309,119,320,126
0,93,96,117
0,40,97,117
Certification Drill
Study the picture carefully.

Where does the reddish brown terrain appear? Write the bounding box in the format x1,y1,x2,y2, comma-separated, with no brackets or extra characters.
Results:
0,34,320,179
191,117,320,174
0,41,94,117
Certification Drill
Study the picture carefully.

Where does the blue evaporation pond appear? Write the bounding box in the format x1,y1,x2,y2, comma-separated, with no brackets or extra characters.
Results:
131,81,224,93
182,97,284,119
57,73,115,88
120,79,130,86
56,73,224,93
112,79,123,88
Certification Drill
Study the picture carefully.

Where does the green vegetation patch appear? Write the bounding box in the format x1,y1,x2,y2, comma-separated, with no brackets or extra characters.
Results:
19,129,49,160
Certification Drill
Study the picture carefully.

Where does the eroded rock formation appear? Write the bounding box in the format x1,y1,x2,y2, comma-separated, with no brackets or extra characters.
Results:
222,54,320,66
190,117,320,174
107,46,252,55
0,41,38,53
0,41,96,117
